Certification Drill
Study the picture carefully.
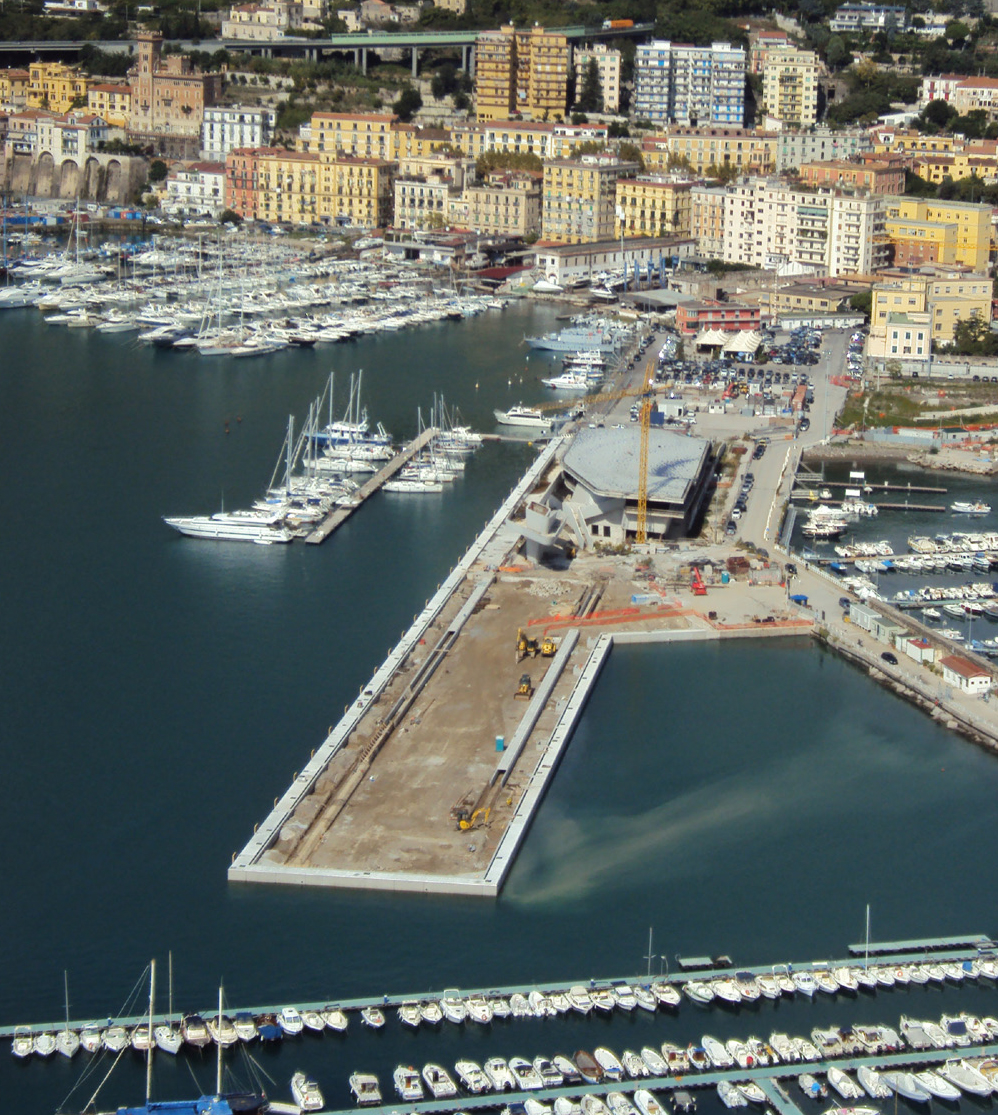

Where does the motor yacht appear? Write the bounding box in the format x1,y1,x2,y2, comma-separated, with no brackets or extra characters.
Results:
455,1059,491,1094
422,1063,458,1099
291,1072,324,1112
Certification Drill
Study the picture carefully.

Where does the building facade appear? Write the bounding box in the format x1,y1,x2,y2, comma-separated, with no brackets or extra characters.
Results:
541,154,638,243
761,46,820,128
884,197,991,271
641,127,775,176
86,83,131,129
798,157,905,195
162,161,226,218
870,271,992,352
614,176,693,239
473,25,570,122
221,0,304,39
634,40,746,128
572,44,622,114
448,170,541,237
202,105,276,160
26,62,88,114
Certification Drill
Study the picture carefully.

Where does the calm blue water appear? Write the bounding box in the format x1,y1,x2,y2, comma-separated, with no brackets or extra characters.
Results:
3,307,998,1114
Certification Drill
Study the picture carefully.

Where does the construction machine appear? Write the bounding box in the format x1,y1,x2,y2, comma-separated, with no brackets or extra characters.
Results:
514,673,534,699
540,635,558,657
516,627,540,661
458,806,490,831
691,566,708,596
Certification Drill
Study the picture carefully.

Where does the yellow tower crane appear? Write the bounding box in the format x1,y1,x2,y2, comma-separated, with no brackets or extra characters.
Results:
635,358,657,544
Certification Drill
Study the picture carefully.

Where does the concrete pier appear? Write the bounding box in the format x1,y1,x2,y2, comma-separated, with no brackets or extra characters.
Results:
305,425,438,544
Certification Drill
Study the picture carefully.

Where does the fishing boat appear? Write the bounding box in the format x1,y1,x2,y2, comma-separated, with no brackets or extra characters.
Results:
553,1054,581,1084
737,1083,766,1105
575,1049,604,1084
622,1050,650,1078
534,1057,565,1087
359,1006,385,1028
349,1072,382,1105
595,1047,626,1081
951,501,991,515
291,1072,325,1112
882,1072,931,1102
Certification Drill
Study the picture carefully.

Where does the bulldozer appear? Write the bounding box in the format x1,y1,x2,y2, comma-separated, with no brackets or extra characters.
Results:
540,635,558,657
514,672,534,699
516,627,540,661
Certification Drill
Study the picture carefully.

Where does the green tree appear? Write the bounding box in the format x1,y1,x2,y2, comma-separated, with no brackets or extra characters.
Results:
577,58,603,113
947,312,998,355
148,159,168,183
430,63,458,100
849,290,872,317
392,84,422,122
220,208,243,225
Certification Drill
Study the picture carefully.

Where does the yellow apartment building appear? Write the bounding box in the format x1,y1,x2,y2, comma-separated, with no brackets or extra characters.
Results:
473,25,570,122
761,47,820,128
27,62,88,114
448,170,542,237
0,68,29,109
542,154,639,243
255,149,320,226
308,111,397,160
614,176,693,239
87,83,131,129
642,128,777,176
884,197,991,271
318,154,394,228
870,271,992,353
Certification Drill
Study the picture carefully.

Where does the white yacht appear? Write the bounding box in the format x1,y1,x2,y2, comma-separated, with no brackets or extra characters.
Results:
509,1056,544,1089
349,1072,381,1105
163,511,294,544
484,1056,516,1091
291,1072,325,1112
277,1006,304,1035
633,1090,666,1115
952,501,991,515
455,1059,491,1093
494,404,554,431
717,1082,748,1109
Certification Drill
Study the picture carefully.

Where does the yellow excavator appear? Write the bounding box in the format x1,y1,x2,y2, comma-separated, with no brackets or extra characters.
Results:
516,627,540,661
458,806,490,831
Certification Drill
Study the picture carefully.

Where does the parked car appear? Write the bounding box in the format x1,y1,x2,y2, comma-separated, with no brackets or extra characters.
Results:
881,651,898,665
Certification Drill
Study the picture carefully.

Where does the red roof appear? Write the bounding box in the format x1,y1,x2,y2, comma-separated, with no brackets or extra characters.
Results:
940,654,990,679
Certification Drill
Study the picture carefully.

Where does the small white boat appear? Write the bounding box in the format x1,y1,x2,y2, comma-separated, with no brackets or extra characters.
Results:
717,1081,748,1108
80,1024,103,1054
509,1055,544,1090
611,983,638,1011
568,985,593,1013
291,1071,325,1112
485,1057,517,1091
423,1063,458,1099
456,1059,491,1093
595,1046,626,1081
683,981,714,1005
952,501,991,515
633,1090,666,1115
278,1007,304,1035
394,1065,423,1101
938,1058,994,1096
397,1001,421,1028
650,981,682,1008
915,1070,962,1101
102,1025,129,1052
299,1010,324,1034
534,1057,564,1088
11,1028,33,1059
232,1012,258,1042
439,990,467,1023
857,1065,893,1099
737,1082,766,1105
509,992,533,1017
360,1006,384,1029
553,1054,581,1083
661,1043,691,1073
798,1074,827,1100
792,970,817,996
154,1024,183,1055
725,1039,753,1069
419,1000,443,1025
634,985,658,1012
827,1067,864,1100
322,1006,348,1032
55,1029,80,1058
582,1097,611,1115
770,1033,799,1063
702,1036,733,1069
641,1046,668,1076
623,1050,650,1078
882,1071,931,1103
349,1072,381,1105
466,993,493,1023
589,986,615,1012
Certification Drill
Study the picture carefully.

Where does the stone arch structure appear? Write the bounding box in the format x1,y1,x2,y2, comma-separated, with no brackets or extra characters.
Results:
58,159,80,198
83,157,102,199
103,159,122,202
35,152,55,197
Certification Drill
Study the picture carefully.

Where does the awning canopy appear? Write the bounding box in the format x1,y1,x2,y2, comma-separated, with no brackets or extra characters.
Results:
722,329,763,354
694,328,727,347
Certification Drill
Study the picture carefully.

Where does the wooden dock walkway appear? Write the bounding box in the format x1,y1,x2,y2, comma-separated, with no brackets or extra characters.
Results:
790,492,945,512
305,426,438,545
795,479,947,494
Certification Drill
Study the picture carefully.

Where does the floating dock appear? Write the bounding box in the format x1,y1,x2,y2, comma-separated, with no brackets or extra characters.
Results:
305,425,438,544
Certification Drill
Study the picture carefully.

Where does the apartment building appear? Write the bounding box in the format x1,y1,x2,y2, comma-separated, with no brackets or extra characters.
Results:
162,161,226,218
0,68,29,111
748,29,793,75
447,170,542,237
307,111,397,160
776,128,870,171
394,174,460,231
912,150,998,186
614,176,693,239
86,83,131,129
634,40,746,127
642,127,774,176
8,109,108,160
798,157,905,195
761,46,820,128
722,179,889,276
319,154,394,228
256,148,320,225
951,77,998,120
202,105,275,160
870,270,992,353
450,119,608,162
690,185,727,257
221,0,304,39
572,44,622,113
829,3,909,33
884,197,991,271
676,300,761,334
919,73,966,107
26,62,89,114
541,154,638,243
473,25,570,122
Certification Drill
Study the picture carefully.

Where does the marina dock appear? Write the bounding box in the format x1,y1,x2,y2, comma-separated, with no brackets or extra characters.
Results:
305,426,438,544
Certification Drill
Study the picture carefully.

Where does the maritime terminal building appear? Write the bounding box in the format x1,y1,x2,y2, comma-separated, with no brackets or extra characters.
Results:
556,426,715,545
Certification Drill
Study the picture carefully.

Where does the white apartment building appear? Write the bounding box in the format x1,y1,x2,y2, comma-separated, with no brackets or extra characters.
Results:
634,40,746,128
572,44,622,114
221,0,303,40
33,111,109,161
202,106,276,160
161,161,227,218
690,185,726,258
722,178,888,276
394,175,460,231
829,3,909,33
775,127,871,171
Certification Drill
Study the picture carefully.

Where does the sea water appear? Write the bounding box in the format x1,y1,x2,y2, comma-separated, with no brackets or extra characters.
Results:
3,307,998,1114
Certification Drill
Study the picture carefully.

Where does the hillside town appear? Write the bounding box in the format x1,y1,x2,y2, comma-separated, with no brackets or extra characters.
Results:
3,2,998,369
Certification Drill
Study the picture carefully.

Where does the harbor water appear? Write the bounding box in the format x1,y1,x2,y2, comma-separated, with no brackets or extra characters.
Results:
4,305,998,1113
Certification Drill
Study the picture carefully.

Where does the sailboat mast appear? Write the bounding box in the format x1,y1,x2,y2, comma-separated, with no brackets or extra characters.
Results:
216,984,224,1096
168,950,173,1021
865,904,871,971
646,927,654,979
285,414,294,496
146,959,156,1103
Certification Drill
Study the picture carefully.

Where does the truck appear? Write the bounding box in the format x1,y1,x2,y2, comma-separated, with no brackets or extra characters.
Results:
602,18,634,28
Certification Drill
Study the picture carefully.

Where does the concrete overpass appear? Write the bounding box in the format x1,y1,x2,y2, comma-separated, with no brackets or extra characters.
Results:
0,22,652,76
